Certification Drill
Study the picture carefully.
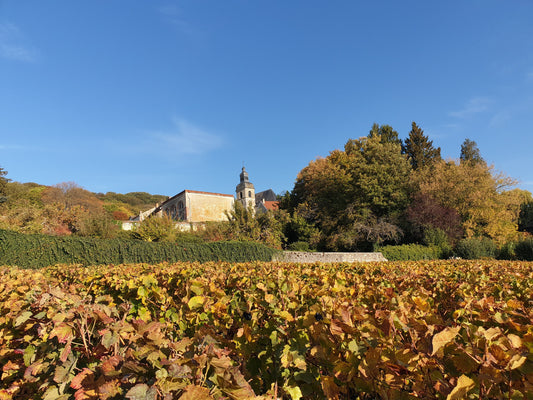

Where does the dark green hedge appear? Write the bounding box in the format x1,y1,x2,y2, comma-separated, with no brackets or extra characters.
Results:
515,238,533,261
378,244,442,261
0,229,277,268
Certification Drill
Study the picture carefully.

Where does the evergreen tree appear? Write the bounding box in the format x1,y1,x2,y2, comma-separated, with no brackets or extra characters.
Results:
460,138,484,165
402,122,442,170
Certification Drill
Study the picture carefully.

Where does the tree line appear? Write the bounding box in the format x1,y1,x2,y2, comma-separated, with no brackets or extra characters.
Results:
0,175,166,238
278,123,532,252
1,122,532,257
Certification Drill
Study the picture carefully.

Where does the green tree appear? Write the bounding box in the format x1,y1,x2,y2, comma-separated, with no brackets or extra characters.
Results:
368,123,402,146
402,122,442,170
518,194,533,234
290,129,412,250
460,138,484,165
343,133,412,217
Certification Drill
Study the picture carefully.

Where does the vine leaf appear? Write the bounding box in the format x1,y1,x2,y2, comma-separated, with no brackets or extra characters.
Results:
446,374,475,400
14,311,33,327
178,384,213,400
188,296,205,310
431,326,460,356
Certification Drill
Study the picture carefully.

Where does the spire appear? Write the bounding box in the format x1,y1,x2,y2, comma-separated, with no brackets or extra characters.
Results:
240,166,249,183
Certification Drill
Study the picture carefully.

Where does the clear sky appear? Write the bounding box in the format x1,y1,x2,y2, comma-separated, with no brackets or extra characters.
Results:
1,1,532,197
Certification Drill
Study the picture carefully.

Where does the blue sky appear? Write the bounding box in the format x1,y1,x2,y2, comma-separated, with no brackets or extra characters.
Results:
1,1,532,197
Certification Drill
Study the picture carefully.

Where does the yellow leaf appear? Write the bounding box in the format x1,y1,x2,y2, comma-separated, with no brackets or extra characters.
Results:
446,375,475,400
412,296,430,312
279,310,294,322
284,385,303,400
187,296,205,310
507,355,526,370
432,326,460,356
481,327,501,341
507,334,522,349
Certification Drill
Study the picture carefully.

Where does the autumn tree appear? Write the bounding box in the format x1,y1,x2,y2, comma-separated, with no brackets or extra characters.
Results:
42,182,103,212
402,122,442,170
414,159,520,243
39,182,104,234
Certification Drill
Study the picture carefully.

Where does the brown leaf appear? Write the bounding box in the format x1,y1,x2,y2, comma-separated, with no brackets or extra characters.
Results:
321,376,340,400
101,355,122,376
50,323,75,344
98,379,122,400
59,340,72,363
71,368,93,390
178,385,213,400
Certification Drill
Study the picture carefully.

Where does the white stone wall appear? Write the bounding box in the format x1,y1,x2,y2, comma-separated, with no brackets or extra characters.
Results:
273,251,388,263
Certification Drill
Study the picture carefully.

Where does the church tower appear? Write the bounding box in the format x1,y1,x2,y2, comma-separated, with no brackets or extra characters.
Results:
236,167,255,210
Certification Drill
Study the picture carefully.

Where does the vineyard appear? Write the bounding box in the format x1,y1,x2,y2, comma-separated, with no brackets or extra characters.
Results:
0,260,532,399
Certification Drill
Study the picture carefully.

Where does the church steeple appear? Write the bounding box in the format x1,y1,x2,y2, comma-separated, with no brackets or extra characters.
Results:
236,167,255,209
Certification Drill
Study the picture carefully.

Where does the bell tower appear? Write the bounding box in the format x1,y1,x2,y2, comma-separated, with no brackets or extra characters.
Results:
236,167,255,210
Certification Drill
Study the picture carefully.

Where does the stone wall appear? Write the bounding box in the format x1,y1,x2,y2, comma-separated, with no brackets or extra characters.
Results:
273,251,388,263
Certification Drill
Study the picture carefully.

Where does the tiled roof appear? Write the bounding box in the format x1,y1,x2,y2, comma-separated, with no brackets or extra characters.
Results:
262,201,279,211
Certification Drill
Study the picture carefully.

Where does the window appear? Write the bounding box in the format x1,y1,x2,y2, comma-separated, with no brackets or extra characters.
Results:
177,201,185,220
169,204,177,219
248,191,252,198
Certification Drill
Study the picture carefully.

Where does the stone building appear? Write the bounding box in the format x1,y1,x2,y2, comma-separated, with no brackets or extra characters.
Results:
154,190,234,225
122,167,278,230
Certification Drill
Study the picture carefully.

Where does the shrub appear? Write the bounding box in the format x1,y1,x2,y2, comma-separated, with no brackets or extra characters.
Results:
515,237,533,261
287,241,311,251
131,215,177,242
455,238,497,259
497,242,516,260
379,244,441,261
423,227,452,258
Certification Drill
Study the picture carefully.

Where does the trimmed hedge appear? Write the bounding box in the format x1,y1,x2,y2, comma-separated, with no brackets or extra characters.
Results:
0,229,277,268
455,238,497,260
378,244,442,261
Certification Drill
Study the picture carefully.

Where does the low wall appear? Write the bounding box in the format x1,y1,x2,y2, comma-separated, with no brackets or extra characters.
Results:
273,251,388,263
